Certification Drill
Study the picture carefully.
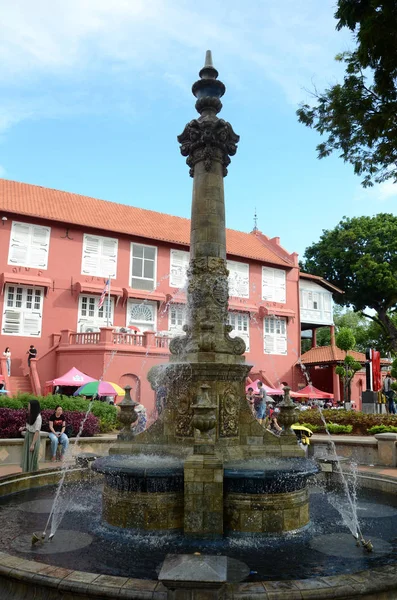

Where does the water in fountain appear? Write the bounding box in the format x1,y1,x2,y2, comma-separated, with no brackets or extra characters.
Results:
317,406,364,544
43,349,119,540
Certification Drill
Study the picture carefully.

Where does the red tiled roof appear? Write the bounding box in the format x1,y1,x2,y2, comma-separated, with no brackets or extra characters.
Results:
0,179,292,267
301,345,390,365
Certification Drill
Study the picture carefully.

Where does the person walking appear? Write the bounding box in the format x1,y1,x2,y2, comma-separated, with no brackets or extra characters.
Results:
48,405,69,461
19,399,42,472
27,345,37,368
383,373,396,415
3,347,11,376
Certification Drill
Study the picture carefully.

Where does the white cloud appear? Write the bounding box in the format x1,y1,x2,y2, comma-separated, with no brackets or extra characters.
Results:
0,0,352,132
354,177,397,205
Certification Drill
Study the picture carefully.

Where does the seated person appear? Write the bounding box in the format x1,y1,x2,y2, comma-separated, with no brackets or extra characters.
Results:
49,405,69,461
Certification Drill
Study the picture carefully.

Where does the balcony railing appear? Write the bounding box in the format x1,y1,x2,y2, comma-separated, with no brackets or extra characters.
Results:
70,332,101,345
62,328,170,352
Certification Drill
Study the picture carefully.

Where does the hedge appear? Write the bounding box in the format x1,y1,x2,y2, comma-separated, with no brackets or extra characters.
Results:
367,425,397,435
0,394,118,433
0,408,99,439
297,409,397,435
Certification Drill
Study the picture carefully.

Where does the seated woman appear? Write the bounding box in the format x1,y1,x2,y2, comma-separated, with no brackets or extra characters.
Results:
49,405,69,461
267,414,282,436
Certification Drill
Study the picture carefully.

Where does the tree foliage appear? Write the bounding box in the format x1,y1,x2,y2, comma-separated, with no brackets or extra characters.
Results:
302,214,397,352
297,0,397,187
335,327,362,404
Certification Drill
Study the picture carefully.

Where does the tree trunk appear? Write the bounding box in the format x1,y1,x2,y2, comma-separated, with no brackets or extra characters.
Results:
377,308,397,352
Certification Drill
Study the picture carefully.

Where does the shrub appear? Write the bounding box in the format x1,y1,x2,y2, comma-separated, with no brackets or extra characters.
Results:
297,408,397,435
0,394,118,433
367,425,397,435
326,422,353,434
301,423,321,433
0,408,99,439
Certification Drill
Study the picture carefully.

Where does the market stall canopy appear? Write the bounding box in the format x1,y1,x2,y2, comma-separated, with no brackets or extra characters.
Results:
297,385,333,399
246,379,306,398
48,367,96,387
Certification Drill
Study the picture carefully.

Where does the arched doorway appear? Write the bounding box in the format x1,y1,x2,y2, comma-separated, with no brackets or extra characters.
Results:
119,373,140,402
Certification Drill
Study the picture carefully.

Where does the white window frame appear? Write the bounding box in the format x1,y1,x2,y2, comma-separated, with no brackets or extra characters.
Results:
227,260,249,298
81,234,118,279
8,221,51,270
228,311,250,352
168,303,187,336
127,299,157,332
169,249,189,289
264,316,287,355
2,284,44,337
262,267,286,304
130,243,157,291
77,294,114,332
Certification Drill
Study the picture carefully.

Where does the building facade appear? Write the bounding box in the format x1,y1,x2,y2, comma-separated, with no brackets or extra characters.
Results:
0,179,334,414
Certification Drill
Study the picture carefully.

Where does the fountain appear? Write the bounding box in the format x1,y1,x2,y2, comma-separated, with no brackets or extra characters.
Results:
92,49,317,536
2,52,397,600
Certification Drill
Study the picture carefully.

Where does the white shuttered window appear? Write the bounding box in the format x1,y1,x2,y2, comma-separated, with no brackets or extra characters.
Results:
2,285,43,337
228,311,250,352
227,260,249,298
262,267,286,303
264,316,287,355
77,294,114,332
169,250,189,289
81,234,118,278
8,222,51,269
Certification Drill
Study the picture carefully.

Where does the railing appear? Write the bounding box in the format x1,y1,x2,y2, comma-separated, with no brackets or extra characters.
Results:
112,333,145,346
70,332,101,345
65,329,172,350
156,336,170,349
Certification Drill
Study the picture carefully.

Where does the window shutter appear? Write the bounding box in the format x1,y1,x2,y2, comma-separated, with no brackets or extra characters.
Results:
262,267,274,301
170,250,189,288
2,310,21,335
101,237,118,278
22,313,41,337
262,267,286,303
274,269,286,303
275,334,287,355
30,225,50,269
82,235,101,275
227,261,249,298
264,334,275,354
8,222,30,266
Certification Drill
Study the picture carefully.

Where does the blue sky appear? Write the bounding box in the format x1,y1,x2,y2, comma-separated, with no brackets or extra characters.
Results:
1,0,396,259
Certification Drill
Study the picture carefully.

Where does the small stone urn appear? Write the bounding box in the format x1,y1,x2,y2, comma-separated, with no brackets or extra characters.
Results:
191,384,217,454
117,385,139,441
277,386,298,436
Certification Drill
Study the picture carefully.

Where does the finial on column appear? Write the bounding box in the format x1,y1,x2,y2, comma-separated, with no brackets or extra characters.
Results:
192,50,225,115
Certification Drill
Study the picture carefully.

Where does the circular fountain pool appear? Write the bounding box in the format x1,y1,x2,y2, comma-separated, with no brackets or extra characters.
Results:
1,479,397,583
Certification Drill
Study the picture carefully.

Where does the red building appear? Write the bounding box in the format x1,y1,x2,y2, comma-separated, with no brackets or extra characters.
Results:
0,179,338,414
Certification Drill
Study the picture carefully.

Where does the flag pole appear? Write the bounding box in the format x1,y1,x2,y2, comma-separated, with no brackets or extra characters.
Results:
107,276,111,327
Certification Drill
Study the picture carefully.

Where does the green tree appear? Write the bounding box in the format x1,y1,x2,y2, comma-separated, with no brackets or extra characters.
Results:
297,0,397,188
302,214,397,352
335,327,362,405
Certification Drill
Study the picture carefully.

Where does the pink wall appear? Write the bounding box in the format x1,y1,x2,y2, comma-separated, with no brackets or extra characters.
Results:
0,214,301,408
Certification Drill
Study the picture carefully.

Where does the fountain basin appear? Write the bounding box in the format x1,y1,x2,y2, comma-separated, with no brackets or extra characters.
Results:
92,454,184,530
224,457,319,533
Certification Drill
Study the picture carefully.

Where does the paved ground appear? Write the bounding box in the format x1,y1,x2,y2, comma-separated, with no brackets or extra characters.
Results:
0,459,64,477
